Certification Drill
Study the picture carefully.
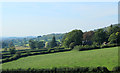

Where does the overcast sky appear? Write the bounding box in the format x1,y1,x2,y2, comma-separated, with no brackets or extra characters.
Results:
1,2,118,37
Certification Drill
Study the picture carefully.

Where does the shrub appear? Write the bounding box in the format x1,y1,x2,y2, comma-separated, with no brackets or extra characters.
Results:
73,45,101,51
73,45,83,51
69,42,75,49
112,66,120,72
25,50,31,55
101,44,117,48
15,51,21,57
9,47,16,54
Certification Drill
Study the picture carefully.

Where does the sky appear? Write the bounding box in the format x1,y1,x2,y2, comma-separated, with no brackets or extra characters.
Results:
1,2,118,37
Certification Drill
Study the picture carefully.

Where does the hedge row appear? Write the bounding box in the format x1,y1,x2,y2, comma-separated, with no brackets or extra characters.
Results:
1,48,71,64
73,44,119,51
2,66,120,73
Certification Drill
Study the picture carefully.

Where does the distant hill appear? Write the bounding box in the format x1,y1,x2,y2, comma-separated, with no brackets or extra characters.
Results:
34,33,65,42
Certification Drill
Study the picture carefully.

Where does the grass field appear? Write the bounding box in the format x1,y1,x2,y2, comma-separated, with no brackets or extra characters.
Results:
2,47,118,70
15,46,30,50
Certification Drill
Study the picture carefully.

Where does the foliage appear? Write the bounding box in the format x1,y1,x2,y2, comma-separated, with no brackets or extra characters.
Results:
108,33,117,44
108,32,120,44
45,42,50,48
1,41,9,48
15,51,21,57
73,45,100,51
116,32,120,44
49,36,57,48
1,67,112,73
8,41,15,48
63,29,83,48
83,31,94,41
29,40,36,49
69,42,75,49
36,33,65,42
112,66,120,72
9,46,16,54
4,47,7,51
94,29,108,45
25,50,31,55
36,41,45,49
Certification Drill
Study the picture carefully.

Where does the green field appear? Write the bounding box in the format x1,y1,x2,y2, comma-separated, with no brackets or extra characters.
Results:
2,47,118,70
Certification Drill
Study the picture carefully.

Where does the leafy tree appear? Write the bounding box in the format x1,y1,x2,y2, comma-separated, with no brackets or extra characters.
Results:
2,42,8,48
29,40,36,49
108,33,117,44
4,47,7,51
109,32,120,44
83,31,94,41
9,41,15,48
116,32,120,44
50,36,57,48
107,25,120,36
7,41,16,54
94,29,108,45
36,41,45,49
9,46,16,54
69,42,75,49
112,26,120,33
107,24,113,35
45,42,50,48
62,29,83,48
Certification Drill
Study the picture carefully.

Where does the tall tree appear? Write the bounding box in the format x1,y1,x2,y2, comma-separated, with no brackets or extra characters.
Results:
83,31,94,41
50,36,57,48
8,42,16,54
29,40,36,49
108,32,120,44
8,41,15,48
94,29,108,45
116,32,120,44
108,33,117,44
62,29,83,48
36,41,45,49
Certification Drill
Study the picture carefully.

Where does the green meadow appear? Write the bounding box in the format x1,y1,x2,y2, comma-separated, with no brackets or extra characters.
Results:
2,47,118,71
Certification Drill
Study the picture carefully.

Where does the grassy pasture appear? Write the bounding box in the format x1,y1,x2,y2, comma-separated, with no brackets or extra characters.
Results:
15,46,30,50
2,47,118,70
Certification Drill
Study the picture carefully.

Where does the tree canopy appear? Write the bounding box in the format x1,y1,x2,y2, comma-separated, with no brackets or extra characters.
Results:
62,29,83,48
94,29,108,45
50,36,57,48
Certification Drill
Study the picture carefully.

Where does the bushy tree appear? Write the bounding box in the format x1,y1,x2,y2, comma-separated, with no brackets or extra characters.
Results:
2,42,9,48
9,41,15,48
45,42,50,48
108,32,120,44
9,46,16,54
8,42,16,54
94,29,108,45
107,25,120,36
29,40,36,49
108,33,117,44
50,36,57,48
116,32,120,44
83,31,94,41
69,42,75,49
36,41,45,49
62,29,83,48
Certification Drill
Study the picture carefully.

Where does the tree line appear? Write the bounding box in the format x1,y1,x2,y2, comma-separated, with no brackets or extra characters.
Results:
62,24,120,49
1,24,120,51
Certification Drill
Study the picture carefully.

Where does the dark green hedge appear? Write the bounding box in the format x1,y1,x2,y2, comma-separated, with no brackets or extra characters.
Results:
1,48,71,64
73,44,119,51
2,66,120,73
